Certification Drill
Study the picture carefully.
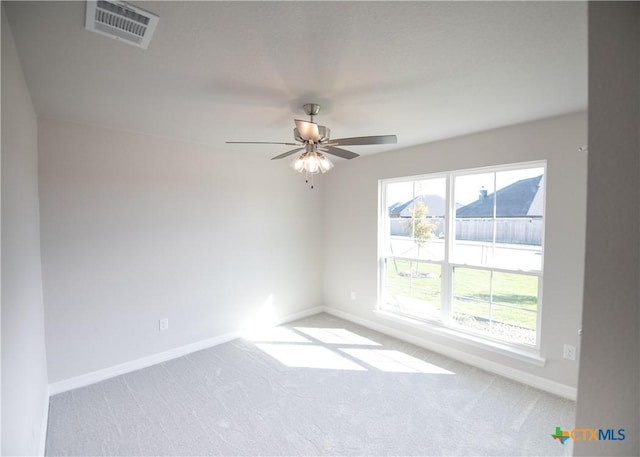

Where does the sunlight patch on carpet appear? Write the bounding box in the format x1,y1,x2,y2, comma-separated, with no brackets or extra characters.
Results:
340,348,455,374
256,343,367,370
293,327,382,346
243,327,312,343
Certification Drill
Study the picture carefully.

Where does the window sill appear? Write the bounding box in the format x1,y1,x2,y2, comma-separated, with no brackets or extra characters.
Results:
374,309,546,367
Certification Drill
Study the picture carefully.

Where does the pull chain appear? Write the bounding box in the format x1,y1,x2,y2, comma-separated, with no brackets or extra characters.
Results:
305,171,314,189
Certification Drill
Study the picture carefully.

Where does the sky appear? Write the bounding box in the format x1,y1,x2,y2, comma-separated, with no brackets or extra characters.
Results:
385,166,544,207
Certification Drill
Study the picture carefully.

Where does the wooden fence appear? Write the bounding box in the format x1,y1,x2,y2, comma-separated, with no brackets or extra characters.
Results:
390,217,543,246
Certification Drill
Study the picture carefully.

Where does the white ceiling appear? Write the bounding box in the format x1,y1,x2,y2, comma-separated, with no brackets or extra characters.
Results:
5,1,587,158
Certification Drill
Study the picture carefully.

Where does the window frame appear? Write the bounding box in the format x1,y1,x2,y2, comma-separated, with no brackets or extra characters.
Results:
378,161,546,353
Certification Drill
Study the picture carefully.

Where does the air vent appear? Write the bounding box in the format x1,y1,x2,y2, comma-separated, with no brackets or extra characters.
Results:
85,1,159,49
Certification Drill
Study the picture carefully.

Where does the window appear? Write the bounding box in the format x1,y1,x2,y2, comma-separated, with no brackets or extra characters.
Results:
379,162,545,347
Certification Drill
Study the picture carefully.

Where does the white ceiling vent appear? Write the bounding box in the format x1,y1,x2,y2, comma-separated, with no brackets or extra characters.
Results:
85,1,159,49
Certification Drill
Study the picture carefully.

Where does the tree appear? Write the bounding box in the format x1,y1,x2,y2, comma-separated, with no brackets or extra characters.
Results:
410,203,435,247
404,202,436,275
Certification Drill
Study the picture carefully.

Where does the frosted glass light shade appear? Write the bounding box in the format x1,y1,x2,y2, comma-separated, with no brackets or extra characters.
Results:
290,151,334,174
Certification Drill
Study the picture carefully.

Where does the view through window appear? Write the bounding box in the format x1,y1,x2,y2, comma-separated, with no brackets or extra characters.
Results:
380,162,545,347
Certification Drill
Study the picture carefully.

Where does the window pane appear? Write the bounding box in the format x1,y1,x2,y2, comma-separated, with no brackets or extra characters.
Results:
452,268,538,345
452,168,544,271
387,181,415,258
495,168,544,219
383,259,441,320
491,271,538,342
387,178,446,262
493,167,545,270
452,267,491,328
453,173,495,265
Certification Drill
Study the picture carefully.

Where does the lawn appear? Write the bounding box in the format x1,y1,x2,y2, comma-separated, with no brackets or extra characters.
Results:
385,259,442,318
384,259,538,331
453,267,538,330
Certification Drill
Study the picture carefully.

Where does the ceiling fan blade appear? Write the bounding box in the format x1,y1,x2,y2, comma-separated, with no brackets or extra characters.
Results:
330,135,397,146
294,119,320,141
323,146,360,160
226,141,298,145
271,147,304,160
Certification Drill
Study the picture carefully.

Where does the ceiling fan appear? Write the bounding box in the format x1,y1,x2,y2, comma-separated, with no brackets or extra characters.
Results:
226,103,397,185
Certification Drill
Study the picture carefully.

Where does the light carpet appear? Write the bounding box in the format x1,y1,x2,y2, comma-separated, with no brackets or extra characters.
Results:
46,313,575,456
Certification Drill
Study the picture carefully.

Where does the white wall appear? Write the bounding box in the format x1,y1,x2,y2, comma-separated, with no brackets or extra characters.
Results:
322,112,587,390
575,3,639,455
1,6,49,456
38,118,323,383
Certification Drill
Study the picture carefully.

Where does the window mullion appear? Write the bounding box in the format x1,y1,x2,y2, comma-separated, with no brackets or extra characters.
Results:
488,270,495,334
378,182,390,312
491,171,497,264
441,174,453,324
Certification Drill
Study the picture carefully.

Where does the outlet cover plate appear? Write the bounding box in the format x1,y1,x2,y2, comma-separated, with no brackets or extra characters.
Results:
563,344,576,360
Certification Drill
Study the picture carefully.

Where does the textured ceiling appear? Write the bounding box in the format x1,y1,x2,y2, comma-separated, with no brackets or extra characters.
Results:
4,1,587,158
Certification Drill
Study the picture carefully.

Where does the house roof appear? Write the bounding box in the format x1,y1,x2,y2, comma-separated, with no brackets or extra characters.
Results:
456,175,544,218
390,195,447,217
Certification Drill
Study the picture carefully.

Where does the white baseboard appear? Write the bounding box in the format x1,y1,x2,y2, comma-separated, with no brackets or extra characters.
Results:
273,306,326,326
39,386,50,456
322,306,577,400
48,331,240,395
48,306,325,396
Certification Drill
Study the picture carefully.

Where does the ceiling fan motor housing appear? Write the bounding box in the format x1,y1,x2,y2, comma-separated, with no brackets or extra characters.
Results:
294,125,330,143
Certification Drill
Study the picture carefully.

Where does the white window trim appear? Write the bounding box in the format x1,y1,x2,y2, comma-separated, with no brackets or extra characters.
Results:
374,308,546,366
378,160,546,358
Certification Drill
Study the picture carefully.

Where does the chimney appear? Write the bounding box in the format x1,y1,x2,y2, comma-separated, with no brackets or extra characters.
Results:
479,186,488,201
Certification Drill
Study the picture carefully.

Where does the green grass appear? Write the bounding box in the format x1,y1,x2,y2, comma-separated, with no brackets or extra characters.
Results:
453,268,538,306
385,259,441,317
384,259,538,330
453,267,538,330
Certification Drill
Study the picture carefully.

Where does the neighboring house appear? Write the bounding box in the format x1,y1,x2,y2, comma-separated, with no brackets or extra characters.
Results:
455,175,544,218
456,174,544,245
391,175,544,245
389,194,447,218
389,195,447,236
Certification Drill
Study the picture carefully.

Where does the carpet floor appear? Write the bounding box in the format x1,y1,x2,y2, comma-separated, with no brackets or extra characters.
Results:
46,312,575,456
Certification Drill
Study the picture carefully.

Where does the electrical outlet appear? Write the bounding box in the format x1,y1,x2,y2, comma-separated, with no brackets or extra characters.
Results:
159,318,169,331
350,291,357,301
563,344,576,361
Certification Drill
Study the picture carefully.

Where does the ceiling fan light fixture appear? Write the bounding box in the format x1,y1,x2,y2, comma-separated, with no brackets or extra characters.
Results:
292,154,305,172
226,103,396,186
305,155,320,174
317,152,334,173
290,150,334,175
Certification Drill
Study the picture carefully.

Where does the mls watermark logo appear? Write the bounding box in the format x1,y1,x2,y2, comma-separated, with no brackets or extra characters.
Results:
551,426,626,444
551,427,570,444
